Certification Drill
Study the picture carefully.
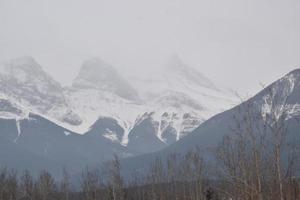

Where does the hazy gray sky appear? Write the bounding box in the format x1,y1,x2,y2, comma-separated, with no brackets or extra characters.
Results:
0,0,299,95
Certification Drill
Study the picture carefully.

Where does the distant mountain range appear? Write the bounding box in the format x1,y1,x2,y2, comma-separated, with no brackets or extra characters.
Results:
0,56,235,175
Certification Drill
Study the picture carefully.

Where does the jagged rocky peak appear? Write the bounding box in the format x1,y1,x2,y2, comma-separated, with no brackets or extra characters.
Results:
165,54,218,90
72,57,139,101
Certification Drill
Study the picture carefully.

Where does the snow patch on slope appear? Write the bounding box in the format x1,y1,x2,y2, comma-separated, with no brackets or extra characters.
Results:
103,129,120,143
14,120,21,143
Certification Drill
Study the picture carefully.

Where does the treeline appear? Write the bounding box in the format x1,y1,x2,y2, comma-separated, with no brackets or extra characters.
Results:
0,151,214,200
0,143,299,200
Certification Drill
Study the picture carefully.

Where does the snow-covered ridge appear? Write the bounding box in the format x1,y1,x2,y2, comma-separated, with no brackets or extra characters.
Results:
0,56,237,147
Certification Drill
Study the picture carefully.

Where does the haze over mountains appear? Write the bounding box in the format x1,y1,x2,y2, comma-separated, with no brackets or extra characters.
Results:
0,56,236,175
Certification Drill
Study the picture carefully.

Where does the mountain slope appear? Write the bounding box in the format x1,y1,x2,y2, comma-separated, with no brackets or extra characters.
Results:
0,101,129,176
163,68,300,156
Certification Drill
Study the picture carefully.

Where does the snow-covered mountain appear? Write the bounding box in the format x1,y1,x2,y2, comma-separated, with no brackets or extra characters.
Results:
0,56,236,156
0,57,81,125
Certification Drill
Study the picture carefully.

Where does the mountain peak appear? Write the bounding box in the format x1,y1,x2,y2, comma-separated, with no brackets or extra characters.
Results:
10,56,36,64
4,56,42,72
166,54,186,70
287,68,300,77
276,68,300,90
164,54,218,91
72,57,139,101
81,57,116,74
74,57,118,84
0,57,59,85
0,57,82,126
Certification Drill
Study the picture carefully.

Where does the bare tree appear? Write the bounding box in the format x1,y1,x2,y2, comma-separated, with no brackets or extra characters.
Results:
5,169,18,200
106,155,125,200
36,170,56,200
216,86,299,200
0,167,8,200
260,85,300,200
60,167,71,200
0,168,18,200
81,167,102,200
20,170,34,200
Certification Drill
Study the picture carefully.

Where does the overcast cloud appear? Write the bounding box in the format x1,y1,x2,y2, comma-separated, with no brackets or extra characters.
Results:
0,0,299,95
